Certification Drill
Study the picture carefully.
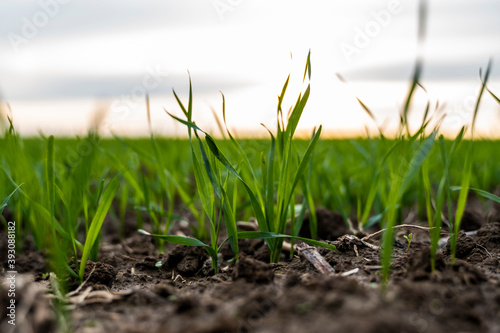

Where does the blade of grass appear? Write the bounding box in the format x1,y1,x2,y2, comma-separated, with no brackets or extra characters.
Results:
381,131,436,286
236,231,336,252
138,229,218,261
467,187,500,203
79,176,120,280
0,184,23,214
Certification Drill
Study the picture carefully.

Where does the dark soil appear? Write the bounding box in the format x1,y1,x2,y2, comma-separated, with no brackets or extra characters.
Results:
1,208,500,333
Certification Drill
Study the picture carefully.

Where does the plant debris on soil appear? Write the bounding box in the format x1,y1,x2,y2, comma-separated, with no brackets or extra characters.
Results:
1,207,499,333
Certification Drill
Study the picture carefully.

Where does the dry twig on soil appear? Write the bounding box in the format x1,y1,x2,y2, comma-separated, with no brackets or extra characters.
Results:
296,243,335,274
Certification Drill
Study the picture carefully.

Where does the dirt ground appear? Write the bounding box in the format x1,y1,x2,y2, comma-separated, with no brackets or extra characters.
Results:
1,205,499,333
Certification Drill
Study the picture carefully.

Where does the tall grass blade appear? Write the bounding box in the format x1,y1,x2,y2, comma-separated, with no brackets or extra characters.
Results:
46,136,56,222
473,60,492,134
487,87,500,104
303,49,312,82
79,176,120,280
279,126,322,233
381,131,436,286
286,85,310,138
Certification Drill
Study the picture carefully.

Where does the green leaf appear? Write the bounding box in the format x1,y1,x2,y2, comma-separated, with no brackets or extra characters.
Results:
201,133,267,232
236,231,337,252
0,184,23,214
46,135,55,220
191,147,214,219
165,110,207,136
452,187,500,204
138,229,217,260
79,176,120,280
401,60,422,136
487,88,500,105
357,98,378,124
471,188,500,204
365,212,384,229
303,49,311,82
453,154,472,237
473,60,492,133
99,144,145,202
286,85,310,138
279,126,322,233
194,129,239,258
400,131,437,196
265,130,276,234
277,75,290,117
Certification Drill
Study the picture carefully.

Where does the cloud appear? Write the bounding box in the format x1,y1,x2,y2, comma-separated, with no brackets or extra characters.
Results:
0,1,217,39
0,72,255,101
343,60,500,82
1,0,499,102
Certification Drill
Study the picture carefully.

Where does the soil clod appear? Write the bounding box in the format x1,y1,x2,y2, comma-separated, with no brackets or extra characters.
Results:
233,254,274,283
444,230,477,259
163,245,208,276
300,207,350,241
77,261,118,290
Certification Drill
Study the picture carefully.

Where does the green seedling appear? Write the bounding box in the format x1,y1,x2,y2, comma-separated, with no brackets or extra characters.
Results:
78,176,120,281
145,52,337,268
379,44,438,286
449,60,491,264
403,233,413,253
380,130,436,286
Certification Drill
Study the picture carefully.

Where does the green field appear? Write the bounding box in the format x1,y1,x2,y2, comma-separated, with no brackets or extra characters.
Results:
2,54,500,290
2,126,500,281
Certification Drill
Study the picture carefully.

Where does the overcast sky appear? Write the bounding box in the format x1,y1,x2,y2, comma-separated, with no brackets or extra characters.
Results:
0,0,499,136
1,0,499,100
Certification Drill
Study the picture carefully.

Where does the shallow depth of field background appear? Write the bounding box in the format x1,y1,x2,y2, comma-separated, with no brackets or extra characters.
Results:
0,0,499,138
